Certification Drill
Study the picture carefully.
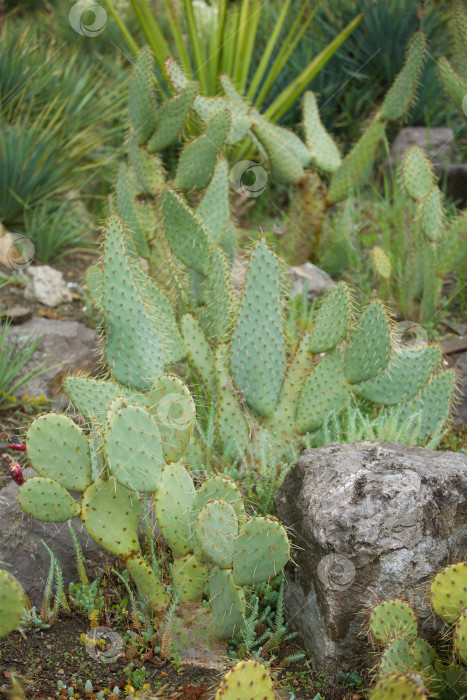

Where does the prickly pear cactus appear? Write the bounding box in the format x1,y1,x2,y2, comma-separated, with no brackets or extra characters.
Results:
369,600,418,646
430,562,467,624
215,659,275,700
0,570,25,638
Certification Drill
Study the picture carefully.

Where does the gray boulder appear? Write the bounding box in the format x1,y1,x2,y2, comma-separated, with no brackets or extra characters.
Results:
0,470,111,608
275,442,467,672
289,263,335,300
6,317,98,405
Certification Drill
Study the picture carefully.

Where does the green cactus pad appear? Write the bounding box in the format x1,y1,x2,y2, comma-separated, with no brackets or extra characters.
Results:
126,554,169,612
27,413,91,491
356,346,442,405
369,600,418,645
251,118,304,184
209,566,245,639
104,405,164,493
85,262,103,311
215,659,275,700
430,562,467,624
399,369,455,440
147,375,196,462
295,352,351,434
165,57,190,89
160,189,212,275
410,639,437,672
309,282,352,353
380,32,426,121
0,570,25,638
147,83,198,152
232,516,289,586
18,477,80,522
116,165,151,258
195,500,238,569
174,109,231,191
379,638,413,676
196,158,231,246
453,608,467,664
81,477,141,558
266,333,313,440
230,239,286,418
214,345,250,456
327,116,386,204
172,554,209,602
64,377,136,426
438,56,467,116
344,301,392,384
418,187,444,242
180,314,216,397
128,135,166,195
369,673,428,700
129,46,156,145
401,146,435,201
154,462,195,558
371,246,392,280
102,216,165,389
192,476,246,530
131,264,186,366
303,91,342,173
198,248,232,344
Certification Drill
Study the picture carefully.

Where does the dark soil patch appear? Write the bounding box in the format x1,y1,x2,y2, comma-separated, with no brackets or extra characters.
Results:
0,614,360,699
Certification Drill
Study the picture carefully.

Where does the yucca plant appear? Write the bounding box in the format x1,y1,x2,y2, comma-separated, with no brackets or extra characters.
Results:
104,0,366,123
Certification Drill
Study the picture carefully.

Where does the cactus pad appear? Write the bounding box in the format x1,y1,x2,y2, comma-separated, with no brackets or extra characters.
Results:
160,188,212,275
232,516,289,586
147,83,198,152
379,638,413,676
230,239,286,418
147,374,196,462
27,414,91,492
105,404,164,493
129,46,156,145
303,91,342,174
380,32,426,121
215,659,275,700
172,554,209,602
126,554,169,612
453,608,467,664
430,562,467,624
309,282,352,354
209,566,245,639
0,570,25,638
369,600,418,645
401,146,435,201
154,462,195,558
344,301,391,384
369,672,428,700
295,352,351,434
356,346,442,405
81,477,141,558
195,500,238,569
18,477,80,522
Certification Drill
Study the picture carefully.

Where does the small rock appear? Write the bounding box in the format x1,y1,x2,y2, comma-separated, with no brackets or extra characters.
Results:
24,266,72,307
0,306,32,324
289,263,335,299
275,441,467,672
0,469,112,608
5,317,98,403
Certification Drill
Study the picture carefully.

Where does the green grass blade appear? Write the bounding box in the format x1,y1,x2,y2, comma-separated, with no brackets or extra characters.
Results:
246,0,293,102
130,0,172,76
102,0,140,54
183,0,208,92
264,12,365,122
162,0,193,78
